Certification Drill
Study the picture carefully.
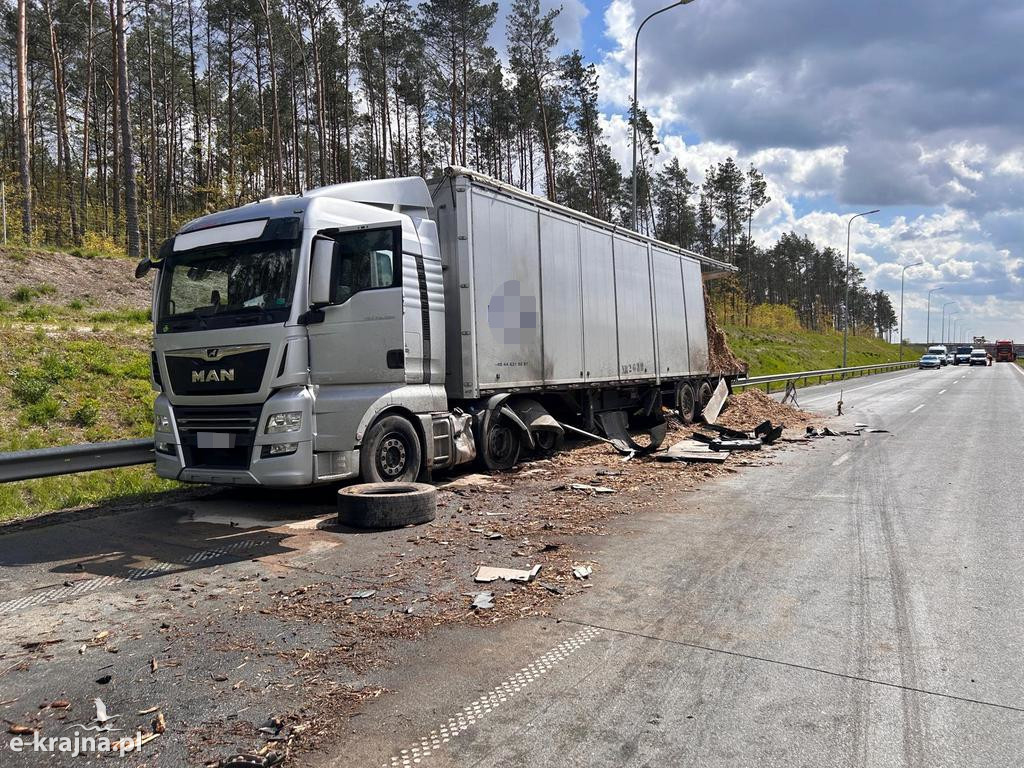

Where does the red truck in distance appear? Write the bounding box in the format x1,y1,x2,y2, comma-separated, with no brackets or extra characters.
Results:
994,340,1016,362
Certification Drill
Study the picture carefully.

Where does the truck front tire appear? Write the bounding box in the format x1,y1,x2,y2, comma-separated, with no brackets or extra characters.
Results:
360,414,423,483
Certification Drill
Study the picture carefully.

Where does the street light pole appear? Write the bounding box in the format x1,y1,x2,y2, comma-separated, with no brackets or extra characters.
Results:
926,287,944,344
898,260,923,361
842,209,881,368
941,301,956,346
631,0,695,230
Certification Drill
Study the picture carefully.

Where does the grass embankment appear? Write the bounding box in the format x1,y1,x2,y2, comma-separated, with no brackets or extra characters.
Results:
0,247,177,522
723,324,926,377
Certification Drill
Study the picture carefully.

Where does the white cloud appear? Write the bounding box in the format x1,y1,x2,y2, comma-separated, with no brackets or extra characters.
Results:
589,0,1024,341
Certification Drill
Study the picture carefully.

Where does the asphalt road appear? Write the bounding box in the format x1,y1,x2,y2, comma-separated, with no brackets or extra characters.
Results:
334,361,1024,767
1,361,1022,766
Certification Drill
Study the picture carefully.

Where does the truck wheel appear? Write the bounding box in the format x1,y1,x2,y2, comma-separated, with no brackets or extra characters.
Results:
360,414,422,483
677,383,697,424
337,482,436,529
533,430,564,456
697,381,713,411
482,414,521,471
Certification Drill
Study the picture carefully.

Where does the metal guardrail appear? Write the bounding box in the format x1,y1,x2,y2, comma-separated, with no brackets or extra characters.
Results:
0,438,155,483
0,361,917,483
733,361,917,393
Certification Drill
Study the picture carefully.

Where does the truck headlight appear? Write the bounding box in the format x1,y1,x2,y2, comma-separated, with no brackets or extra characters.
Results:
155,414,171,432
265,411,302,433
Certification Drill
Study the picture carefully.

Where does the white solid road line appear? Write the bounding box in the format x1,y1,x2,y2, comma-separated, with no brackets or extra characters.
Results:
910,403,925,413
831,452,851,467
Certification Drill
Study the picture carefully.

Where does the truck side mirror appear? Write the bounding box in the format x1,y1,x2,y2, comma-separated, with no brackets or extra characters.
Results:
309,238,335,306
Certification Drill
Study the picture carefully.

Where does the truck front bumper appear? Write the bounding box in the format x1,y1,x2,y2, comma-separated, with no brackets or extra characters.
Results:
153,389,334,488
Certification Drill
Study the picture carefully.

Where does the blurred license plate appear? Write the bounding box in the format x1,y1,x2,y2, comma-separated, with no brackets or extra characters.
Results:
197,432,234,449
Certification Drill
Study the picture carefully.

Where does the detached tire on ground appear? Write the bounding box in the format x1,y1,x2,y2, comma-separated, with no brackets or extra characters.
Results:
337,482,437,529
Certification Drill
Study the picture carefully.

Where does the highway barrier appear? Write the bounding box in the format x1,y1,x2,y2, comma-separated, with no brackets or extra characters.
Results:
0,362,917,483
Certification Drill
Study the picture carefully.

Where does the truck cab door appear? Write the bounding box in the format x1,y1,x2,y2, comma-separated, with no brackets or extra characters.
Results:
306,226,405,385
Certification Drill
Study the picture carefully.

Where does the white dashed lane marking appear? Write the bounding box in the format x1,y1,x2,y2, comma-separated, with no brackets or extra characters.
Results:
939,389,947,395
832,453,851,467
910,403,925,413
0,538,265,617
383,626,604,767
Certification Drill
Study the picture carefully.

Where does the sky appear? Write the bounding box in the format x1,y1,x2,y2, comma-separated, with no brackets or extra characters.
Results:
536,0,1024,343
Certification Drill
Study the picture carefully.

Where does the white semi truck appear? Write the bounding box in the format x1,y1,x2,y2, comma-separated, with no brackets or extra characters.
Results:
137,167,737,487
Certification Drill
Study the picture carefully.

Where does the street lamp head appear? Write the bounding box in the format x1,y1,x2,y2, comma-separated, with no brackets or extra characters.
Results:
866,209,881,215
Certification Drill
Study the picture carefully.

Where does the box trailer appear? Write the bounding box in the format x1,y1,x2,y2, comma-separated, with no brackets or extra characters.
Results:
138,167,737,488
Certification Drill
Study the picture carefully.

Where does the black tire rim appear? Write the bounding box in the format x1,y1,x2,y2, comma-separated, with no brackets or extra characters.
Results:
376,432,409,479
487,422,517,465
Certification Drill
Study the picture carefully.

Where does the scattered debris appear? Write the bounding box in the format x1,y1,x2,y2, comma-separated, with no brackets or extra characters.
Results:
347,589,376,600
258,717,284,736
95,675,112,685
572,566,593,580
438,474,511,492
559,483,615,494
219,751,284,768
137,706,161,716
93,697,119,726
657,440,729,463
709,438,761,451
7,723,36,735
867,428,890,434
471,592,495,610
153,711,166,734
705,424,750,440
473,564,542,583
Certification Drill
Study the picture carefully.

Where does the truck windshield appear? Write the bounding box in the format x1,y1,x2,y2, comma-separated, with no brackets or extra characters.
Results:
157,240,299,332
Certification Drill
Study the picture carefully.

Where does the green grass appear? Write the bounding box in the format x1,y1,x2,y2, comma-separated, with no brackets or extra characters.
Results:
724,324,926,377
0,326,177,522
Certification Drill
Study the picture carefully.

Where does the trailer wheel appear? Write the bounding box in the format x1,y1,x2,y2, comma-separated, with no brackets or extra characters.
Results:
697,380,714,411
360,414,423,483
677,383,697,424
337,482,436,529
532,430,564,456
481,414,521,471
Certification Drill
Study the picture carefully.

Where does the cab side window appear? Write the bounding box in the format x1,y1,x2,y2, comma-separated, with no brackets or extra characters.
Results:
332,227,401,304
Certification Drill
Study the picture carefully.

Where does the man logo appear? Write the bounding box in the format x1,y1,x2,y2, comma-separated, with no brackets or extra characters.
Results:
192,369,235,383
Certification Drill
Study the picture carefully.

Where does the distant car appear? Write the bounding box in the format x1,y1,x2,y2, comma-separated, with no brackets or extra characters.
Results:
954,346,972,365
969,349,988,366
919,354,942,369
946,354,955,365
927,345,949,365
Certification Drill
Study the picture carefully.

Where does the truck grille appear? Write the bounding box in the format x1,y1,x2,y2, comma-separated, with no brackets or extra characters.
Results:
174,404,263,470
164,346,269,396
